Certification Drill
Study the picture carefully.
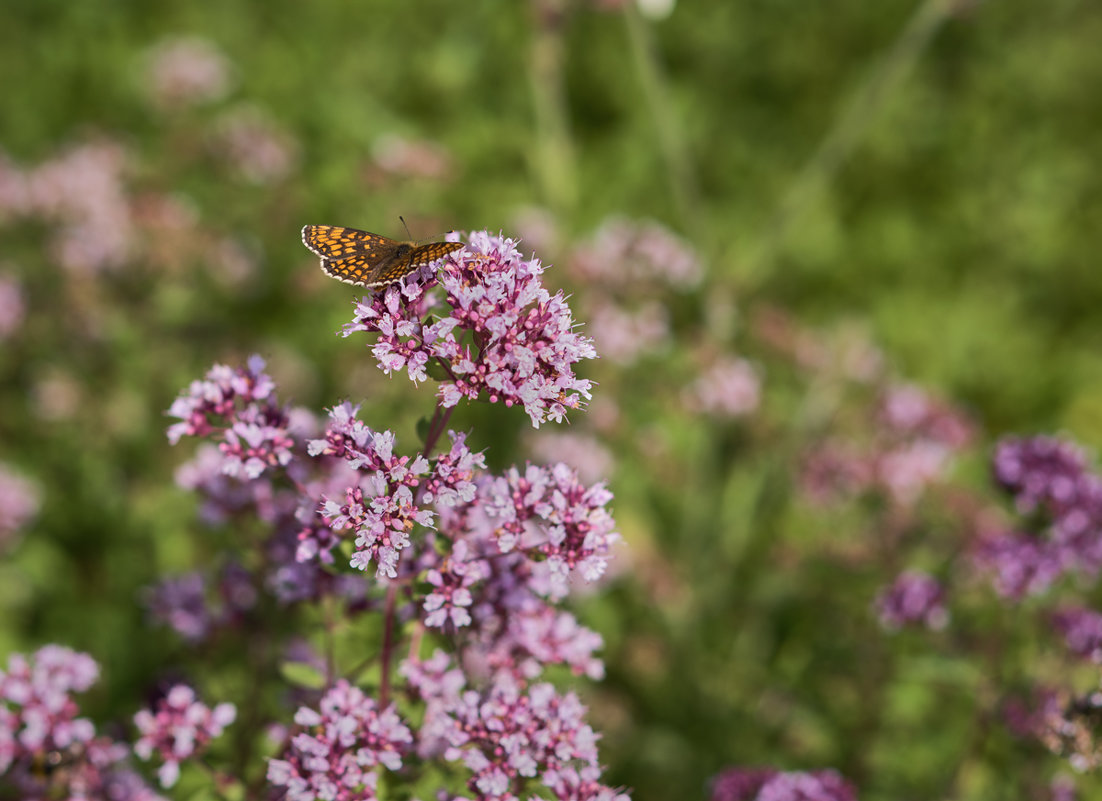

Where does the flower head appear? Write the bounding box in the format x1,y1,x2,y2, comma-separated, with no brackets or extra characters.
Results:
342,231,596,428
133,684,236,788
874,570,949,631
266,680,412,801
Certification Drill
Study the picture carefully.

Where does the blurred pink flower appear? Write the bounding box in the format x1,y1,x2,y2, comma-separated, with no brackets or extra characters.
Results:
210,106,298,184
874,570,949,631
525,431,615,485
684,356,761,418
0,463,39,549
0,274,25,338
570,216,701,289
371,133,453,179
133,684,235,788
24,141,133,274
587,299,668,365
145,36,232,109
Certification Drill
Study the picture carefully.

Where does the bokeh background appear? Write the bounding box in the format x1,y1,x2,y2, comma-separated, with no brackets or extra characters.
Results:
3,1,1102,798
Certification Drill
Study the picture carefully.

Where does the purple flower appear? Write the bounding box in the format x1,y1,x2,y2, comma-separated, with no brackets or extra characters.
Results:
586,298,669,366
710,767,778,801
168,355,275,437
0,646,164,800
143,563,258,644
143,572,213,642
24,141,134,274
683,356,762,419
133,684,236,788
1052,607,1102,663
0,646,99,754
482,463,619,598
406,658,625,801
266,680,412,801
0,274,25,339
423,540,483,629
975,436,1102,598
341,231,596,428
525,431,614,486
993,435,1091,514
145,36,232,108
874,570,949,631
569,216,701,289
0,462,39,550
210,106,298,184
710,767,856,801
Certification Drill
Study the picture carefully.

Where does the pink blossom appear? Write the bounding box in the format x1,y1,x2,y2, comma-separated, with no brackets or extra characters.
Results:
684,357,761,418
145,36,232,108
342,231,596,428
133,684,236,788
266,680,412,801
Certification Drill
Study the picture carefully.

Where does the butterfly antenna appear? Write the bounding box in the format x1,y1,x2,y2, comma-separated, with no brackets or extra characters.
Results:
399,216,413,240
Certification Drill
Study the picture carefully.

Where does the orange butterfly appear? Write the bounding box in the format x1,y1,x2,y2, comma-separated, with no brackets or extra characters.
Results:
301,224,463,288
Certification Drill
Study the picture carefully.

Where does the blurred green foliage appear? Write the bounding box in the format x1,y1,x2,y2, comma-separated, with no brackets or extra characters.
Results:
4,0,1102,799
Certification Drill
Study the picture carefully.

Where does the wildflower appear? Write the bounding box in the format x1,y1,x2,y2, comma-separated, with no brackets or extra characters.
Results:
210,106,298,184
683,357,761,419
569,216,701,289
133,684,236,788
342,231,596,428
0,462,39,549
0,646,163,800
874,570,949,631
1052,607,1102,663
482,463,619,598
0,275,24,339
266,680,412,801
406,657,626,801
709,767,856,801
975,436,1102,598
166,355,294,478
145,36,232,108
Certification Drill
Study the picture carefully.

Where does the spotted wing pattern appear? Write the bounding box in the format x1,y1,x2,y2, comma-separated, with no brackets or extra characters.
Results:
301,224,463,288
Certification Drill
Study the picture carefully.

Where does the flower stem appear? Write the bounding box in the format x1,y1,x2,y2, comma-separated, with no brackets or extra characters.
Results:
422,400,456,458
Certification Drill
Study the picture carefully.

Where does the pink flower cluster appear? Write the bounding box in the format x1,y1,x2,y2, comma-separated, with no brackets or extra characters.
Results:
709,767,856,801
569,216,701,288
0,462,39,551
266,680,412,801
874,570,949,631
133,684,236,787
0,141,132,274
975,436,1102,598
404,653,628,801
0,646,164,800
683,356,761,419
342,231,596,428
800,383,973,507
1052,607,1102,663
167,354,295,479
145,36,232,109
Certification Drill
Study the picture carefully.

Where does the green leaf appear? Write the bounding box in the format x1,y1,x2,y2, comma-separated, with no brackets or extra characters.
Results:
280,660,326,690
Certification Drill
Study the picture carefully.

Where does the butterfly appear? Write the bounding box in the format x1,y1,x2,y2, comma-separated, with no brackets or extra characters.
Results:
301,224,464,288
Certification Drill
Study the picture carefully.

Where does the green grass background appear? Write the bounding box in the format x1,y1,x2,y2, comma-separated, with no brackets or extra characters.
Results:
3,1,1102,799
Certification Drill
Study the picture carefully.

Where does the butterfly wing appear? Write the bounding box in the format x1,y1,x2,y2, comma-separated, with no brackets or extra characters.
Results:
301,225,387,260
408,242,464,268
320,253,391,286
303,225,464,288
363,241,465,286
